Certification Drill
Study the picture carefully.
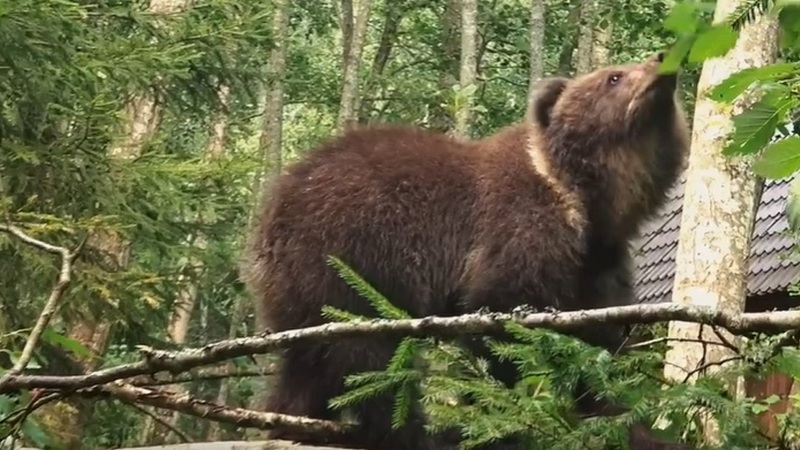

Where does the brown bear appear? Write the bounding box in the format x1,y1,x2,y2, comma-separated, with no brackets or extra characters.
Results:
243,52,691,449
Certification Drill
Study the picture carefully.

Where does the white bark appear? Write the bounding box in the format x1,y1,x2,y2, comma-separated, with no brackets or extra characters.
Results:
663,0,779,442
574,0,595,75
527,0,545,95
336,0,373,130
454,0,478,137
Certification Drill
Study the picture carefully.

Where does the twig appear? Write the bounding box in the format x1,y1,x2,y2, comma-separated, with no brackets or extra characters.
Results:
123,401,192,443
711,325,740,354
0,225,83,390
627,336,736,350
683,356,744,383
94,382,352,437
3,303,800,393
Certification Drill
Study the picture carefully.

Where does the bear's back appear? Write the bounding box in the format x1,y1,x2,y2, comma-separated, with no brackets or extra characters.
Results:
250,125,484,329
248,124,584,330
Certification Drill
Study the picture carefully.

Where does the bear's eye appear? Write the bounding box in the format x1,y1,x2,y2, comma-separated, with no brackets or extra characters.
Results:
607,73,623,86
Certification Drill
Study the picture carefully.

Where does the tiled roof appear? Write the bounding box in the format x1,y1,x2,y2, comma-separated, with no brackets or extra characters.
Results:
633,175,800,304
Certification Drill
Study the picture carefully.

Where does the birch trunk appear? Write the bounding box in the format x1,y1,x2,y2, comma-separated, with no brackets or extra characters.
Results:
574,0,596,75
663,0,779,443
527,0,545,96
239,0,291,427
140,81,232,444
336,0,373,131
430,0,461,131
591,8,612,67
556,1,581,75
453,0,478,137
37,1,192,447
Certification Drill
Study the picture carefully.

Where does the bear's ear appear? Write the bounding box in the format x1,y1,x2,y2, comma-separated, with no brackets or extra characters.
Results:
528,77,570,128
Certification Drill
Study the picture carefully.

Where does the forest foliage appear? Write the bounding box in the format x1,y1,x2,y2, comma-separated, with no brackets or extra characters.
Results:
3,0,800,449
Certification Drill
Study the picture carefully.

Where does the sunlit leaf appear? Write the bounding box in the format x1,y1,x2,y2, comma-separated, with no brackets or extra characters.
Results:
664,2,700,35
753,136,800,179
710,63,798,103
723,91,796,155
660,36,695,74
688,24,738,62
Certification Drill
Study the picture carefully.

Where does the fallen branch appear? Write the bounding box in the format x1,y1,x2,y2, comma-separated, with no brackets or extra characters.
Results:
128,366,273,387
0,224,83,391
13,440,358,450
93,382,352,437
2,302,800,394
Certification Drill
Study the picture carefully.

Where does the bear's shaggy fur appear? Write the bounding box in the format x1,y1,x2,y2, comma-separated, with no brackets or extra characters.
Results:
244,52,690,449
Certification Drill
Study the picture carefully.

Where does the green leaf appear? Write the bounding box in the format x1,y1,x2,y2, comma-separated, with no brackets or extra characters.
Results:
753,136,800,179
21,417,52,449
751,403,770,414
778,4,800,49
688,25,738,63
41,327,92,358
785,177,800,232
722,91,796,156
709,62,798,103
660,36,695,74
664,2,700,35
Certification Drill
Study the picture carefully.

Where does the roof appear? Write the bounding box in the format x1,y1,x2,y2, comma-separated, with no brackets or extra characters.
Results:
633,175,800,304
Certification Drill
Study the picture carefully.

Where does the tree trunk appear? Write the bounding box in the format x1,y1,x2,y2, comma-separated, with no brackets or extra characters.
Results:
662,0,778,443
527,0,545,99
340,0,354,71
336,0,373,131
430,0,461,132
358,0,406,123
242,0,291,424
453,0,478,137
574,0,596,75
139,81,233,445
36,1,193,447
556,1,581,75
258,0,291,177
591,7,612,67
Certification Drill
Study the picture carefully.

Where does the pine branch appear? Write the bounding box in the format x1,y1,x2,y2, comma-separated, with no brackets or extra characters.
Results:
2,302,800,394
726,0,773,31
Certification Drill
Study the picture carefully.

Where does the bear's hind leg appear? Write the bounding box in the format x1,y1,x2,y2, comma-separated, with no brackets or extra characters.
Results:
264,344,343,446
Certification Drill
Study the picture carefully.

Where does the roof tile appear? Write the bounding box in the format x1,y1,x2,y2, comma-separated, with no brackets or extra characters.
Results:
634,176,800,303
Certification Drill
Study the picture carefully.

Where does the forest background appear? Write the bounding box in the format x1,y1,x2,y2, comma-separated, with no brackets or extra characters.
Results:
3,0,800,449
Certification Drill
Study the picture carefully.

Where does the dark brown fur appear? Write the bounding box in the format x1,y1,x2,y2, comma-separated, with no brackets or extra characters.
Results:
244,53,690,449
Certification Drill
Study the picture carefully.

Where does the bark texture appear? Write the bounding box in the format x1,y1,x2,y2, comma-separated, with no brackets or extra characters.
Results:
454,0,478,137
574,0,596,75
663,0,779,442
336,0,373,130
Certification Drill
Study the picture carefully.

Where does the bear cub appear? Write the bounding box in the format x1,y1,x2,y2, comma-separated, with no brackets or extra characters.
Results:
244,52,691,449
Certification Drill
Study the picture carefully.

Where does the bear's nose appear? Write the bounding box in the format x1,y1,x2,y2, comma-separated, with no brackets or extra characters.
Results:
655,51,666,62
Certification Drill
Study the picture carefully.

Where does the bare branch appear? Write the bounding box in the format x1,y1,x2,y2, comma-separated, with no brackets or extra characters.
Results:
129,366,273,387
93,382,353,437
0,224,82,390
627,336,737,351
3,303,800,394
0,224,71,255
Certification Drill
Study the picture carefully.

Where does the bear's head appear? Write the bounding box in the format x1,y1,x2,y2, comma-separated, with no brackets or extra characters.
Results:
530,52,691,240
